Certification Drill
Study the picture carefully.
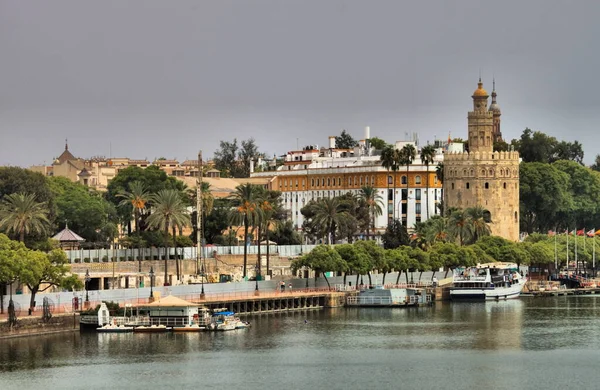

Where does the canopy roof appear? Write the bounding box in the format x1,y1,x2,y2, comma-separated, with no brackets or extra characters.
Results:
143,295,196,308
52,225,85,242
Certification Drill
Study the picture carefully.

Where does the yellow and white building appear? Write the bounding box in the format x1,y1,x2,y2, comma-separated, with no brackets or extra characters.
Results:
251,128,444,237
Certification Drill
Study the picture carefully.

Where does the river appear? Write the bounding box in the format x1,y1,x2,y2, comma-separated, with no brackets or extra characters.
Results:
1,296,600,389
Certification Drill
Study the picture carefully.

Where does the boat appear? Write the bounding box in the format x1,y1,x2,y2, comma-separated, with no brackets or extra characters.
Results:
97,323,134,333
133,324,170,333
450,262,527,300
172,324,207,332
209,311,248,331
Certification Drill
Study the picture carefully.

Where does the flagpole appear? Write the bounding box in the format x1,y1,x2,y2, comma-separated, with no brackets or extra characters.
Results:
593,230,596,278
575,230,578,275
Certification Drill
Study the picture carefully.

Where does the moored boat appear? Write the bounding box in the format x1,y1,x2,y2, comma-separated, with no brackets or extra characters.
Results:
133,324,170,333
97,323,134,333
209,311,249,331
450,262,526,301
172,324,207,332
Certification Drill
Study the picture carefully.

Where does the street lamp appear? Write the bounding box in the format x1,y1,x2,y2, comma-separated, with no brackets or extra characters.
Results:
84,269,91,303
200,257,205,299
149,267,155,300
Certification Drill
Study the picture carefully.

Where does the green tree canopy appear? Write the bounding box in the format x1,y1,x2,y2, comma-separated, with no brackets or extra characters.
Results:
335,130,358,149
292,244,347,288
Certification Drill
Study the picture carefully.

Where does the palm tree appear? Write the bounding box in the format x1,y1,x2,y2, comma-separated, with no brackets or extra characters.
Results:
358,186,383,240
380,145,399,221
0,193,50,242
447,209,470,246
420,145,436,220
117,181,150,269
311,198,352,244
146,189,191,284
256,190,283,276
229,183,261,278
465,206,492,244
399,144,416,222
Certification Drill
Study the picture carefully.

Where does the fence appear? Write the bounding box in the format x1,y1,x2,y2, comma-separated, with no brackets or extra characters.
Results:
64,245,318,263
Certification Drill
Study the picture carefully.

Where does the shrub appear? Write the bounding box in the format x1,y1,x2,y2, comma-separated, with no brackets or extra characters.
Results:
83,258,90,263
102,256,109,262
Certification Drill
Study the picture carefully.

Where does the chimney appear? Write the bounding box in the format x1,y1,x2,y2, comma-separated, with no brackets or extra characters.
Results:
364,126,370,140
328,136,336,149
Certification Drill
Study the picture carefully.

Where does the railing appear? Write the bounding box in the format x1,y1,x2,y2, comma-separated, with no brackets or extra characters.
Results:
453,276,488,282
346,296,397,305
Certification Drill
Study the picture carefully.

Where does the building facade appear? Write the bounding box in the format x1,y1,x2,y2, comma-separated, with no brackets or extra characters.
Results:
443,80,520,241
251,128,444,239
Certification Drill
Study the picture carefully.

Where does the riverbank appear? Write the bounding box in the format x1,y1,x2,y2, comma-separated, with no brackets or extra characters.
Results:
0,313,79,340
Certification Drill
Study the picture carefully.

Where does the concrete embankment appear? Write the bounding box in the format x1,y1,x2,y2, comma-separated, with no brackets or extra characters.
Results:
0,313,80,339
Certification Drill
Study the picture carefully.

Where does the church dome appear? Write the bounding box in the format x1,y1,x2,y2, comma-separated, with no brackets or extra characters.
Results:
472,81,488,97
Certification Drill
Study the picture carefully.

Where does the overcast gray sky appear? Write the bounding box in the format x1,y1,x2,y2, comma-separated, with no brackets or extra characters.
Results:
2,0,599,167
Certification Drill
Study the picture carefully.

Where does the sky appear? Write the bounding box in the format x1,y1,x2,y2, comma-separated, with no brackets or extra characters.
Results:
2,0,600,167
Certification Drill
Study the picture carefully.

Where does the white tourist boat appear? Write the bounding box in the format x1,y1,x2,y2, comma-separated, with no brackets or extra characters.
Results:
97,323,134,333
450,262,527,300
208,311,249,331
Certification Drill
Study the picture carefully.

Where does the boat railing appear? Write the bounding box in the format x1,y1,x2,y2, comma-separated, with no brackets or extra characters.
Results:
346,296,398,305
453,276,488,282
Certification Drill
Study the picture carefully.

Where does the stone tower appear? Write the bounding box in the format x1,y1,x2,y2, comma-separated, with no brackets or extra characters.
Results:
443,80,520,241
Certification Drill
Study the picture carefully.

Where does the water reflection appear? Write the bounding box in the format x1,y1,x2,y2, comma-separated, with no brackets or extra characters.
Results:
2,296,600,389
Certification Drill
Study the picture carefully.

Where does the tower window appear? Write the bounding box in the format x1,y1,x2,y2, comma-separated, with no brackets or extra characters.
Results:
485,182,489,189
503,182,507,189
515,211,518,223
466,182,470,189
451,183,455,190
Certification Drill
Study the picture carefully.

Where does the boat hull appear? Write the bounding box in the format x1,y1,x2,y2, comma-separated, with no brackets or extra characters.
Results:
450,283,525,301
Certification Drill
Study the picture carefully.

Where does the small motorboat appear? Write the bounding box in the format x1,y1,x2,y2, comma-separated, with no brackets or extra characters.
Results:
172,324,207,332
97,323,134,333
234,318,251,329
133,324,170,333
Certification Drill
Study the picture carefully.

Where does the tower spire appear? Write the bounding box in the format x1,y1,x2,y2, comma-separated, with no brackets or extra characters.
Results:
65,138,68,150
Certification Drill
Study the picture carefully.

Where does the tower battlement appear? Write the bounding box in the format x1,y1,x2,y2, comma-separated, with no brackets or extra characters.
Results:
444,150,520,162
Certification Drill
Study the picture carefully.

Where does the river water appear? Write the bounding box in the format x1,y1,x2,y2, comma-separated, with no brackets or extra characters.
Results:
1,296,600,390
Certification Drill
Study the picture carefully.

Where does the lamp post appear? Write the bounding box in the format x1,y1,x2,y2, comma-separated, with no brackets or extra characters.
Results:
84,269,90,303
149,267,155,301
254,264,260,296
200,257,205,300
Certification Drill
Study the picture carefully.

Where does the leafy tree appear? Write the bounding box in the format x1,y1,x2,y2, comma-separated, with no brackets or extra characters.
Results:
203,199,231,244
405,247,428,283
228,183,262,278
354,240,385,285
420,145,436,220
146,189,191,284
238,138,260,178
49,177,117,243
367,137,387,150
270,220,302,245
552,160,600,230
335,243,370,285
335,130,358,149
20,248,74,311
520,162,572,233
551,141,584,165
382,219,410,249
0,193,50,243
514,128,558,163
291,245,347,288
0,167,54,215
357,186,383,240
429,242,462,278
591,155,600,172
213,139,239,177
0,234,24,314
105,165,184,228
386,247,409,283
493,139,510,152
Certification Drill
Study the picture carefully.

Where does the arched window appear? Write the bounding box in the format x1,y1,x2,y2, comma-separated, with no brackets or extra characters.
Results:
503,182,507,189
485,182,489,189
451,183,455,190
338,177,341,186
489,169,493,176
481,169,486,176
322,178,325,186
415,175,421,184
388,175,393,184
327,178,331,186
466,182,470,189
470,169,474,177
463,169,467,176
401,176,407,185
